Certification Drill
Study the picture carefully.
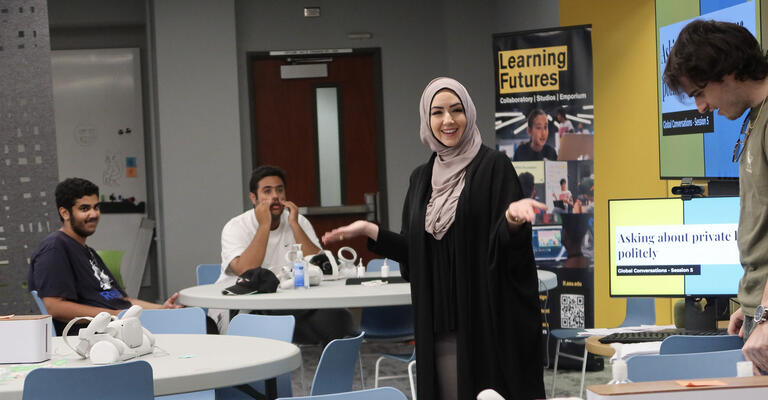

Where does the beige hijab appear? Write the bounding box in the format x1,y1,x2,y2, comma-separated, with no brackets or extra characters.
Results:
419,77,482,240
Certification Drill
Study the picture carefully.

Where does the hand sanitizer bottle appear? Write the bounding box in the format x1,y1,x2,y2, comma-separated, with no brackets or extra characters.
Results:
607,359,632,384
381,258,390,278
356,258,365,278
293,245,309,289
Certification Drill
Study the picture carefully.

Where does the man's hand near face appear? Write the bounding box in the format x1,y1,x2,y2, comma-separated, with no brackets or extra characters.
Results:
254,200,272,227
281,199,321,255
282,200,300,226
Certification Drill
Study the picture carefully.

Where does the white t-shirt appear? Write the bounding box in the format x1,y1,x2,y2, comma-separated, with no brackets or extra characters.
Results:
217,208,321,287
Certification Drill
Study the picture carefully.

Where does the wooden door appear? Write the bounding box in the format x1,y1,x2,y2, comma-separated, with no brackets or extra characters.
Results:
250,50,386,264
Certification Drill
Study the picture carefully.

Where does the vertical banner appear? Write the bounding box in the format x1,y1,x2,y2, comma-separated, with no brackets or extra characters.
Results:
494,25,598,370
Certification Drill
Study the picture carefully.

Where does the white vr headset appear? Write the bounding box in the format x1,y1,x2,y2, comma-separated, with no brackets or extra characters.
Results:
63,305,154,364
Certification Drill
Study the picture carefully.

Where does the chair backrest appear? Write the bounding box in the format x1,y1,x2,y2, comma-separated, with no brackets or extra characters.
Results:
660,335,744,355
22,360,154,400
360,305,413,339
228,313,295,342
362,259,412,339
278,387,407,400
196,264,221,285
626,349,745,382
311,332,366,396
366,259,400,272
30,290,56,337
620,297,655,327
118,307,207,334
225,313,296,398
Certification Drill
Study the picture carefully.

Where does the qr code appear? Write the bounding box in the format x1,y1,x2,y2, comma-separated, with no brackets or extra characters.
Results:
560,293,585,328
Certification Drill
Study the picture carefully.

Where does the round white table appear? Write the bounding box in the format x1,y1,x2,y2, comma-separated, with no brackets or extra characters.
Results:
0,334,301,399
178,270,557,310
179,277,411,310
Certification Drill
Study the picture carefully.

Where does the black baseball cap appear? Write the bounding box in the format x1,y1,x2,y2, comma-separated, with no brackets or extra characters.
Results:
222,268,279,295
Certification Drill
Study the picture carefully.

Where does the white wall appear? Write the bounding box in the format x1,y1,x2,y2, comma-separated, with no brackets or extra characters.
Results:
234,0,559,232
153,0,242,294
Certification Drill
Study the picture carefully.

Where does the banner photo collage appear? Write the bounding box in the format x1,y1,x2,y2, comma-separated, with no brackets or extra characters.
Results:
494,25,596,364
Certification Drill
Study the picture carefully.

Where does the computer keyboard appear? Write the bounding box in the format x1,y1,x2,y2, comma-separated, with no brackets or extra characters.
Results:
598,329,728,344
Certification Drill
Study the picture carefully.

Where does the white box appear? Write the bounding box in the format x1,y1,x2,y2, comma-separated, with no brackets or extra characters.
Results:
0,315,51,363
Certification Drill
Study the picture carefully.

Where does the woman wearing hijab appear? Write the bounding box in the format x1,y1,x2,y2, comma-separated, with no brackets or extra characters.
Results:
323,77,546,399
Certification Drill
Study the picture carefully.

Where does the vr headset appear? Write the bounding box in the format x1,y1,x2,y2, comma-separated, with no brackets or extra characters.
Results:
308,250,340,281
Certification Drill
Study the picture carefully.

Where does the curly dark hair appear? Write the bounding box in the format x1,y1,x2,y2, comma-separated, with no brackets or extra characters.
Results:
249,165,287,194
664,20,768,93
55,178,99,221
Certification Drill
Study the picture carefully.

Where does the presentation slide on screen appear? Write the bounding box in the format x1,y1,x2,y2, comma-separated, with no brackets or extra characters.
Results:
657,1,758,178
609,197,742,296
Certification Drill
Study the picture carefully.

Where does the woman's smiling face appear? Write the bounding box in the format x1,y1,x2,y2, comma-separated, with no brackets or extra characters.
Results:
429,89,467,147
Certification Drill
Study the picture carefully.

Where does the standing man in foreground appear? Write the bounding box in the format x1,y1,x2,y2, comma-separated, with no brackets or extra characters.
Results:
28,178,183,335
664,19,768,373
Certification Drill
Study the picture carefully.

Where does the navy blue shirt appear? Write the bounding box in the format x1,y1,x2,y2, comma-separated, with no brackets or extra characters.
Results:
512,142,558,161
28,231,131,334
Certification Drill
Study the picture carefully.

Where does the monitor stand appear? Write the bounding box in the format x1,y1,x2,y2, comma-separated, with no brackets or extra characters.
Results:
684,296,730,330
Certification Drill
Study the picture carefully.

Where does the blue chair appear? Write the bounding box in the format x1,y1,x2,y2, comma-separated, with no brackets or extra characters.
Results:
551,297,655,398
196,264,220,285
117,307,214,400
118,307,207,335
277,387,407,400
22,360,154,400
311,332,366,396
627,349,745,382
195,264,220,317
364,259,416,397
216,314,295,399
29,290,56,337
660,334,744,354
373,349,416,400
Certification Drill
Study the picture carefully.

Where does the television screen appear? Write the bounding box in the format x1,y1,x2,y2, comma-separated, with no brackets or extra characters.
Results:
656,0,760,179
609,197,742,297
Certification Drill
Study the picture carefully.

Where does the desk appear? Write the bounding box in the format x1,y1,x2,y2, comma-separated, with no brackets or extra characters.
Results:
179,270,557,310
179,278,411,310
0,334,301,400
587,376,768,399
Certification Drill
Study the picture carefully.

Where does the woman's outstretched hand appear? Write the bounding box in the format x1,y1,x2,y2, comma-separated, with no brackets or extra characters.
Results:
322,220,379,245
506,198,547,225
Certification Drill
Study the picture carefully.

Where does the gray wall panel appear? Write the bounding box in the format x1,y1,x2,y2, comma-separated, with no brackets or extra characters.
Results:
0,0,59,314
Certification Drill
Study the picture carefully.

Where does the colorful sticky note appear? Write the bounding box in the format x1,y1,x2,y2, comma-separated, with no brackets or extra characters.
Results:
125,157,137,167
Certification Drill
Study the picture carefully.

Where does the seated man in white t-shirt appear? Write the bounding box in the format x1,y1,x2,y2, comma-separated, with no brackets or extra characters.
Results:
215,165,353,343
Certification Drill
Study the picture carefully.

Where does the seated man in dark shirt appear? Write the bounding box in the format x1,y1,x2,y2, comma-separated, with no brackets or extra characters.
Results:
513,108,558,161
28,178,183,335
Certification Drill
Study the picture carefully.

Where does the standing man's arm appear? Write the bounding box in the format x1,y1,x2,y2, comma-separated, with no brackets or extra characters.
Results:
741,281,768,374
227,201,273,276
283,200,321,255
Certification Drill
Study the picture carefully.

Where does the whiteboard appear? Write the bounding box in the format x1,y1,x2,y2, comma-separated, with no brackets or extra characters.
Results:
52,48,147,205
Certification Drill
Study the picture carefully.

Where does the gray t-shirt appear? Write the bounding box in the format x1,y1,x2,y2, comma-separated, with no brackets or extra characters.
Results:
737,97,768,316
